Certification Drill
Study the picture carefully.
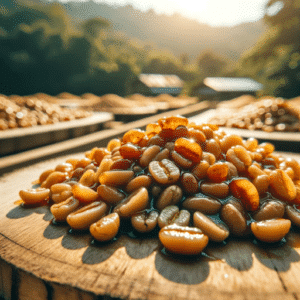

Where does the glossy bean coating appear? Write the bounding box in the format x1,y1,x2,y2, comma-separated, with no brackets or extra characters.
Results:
19,188,50,205
201,182,229,198
229,179,259,211
94,157,114,182
220,134,244,153
126,175,152,193
149,159,180,185
251,219,291,243
207,163,229,183
181,173,199,194
131,210,159,233
224,161,238,179
252,200,285,221
139,145,161,167
74,158,92,169
50,183,72,204
248,164,265,179
171,151,193,169
41,171,69,189
253,174,270,194
188,128,206,143
122,129,145,144
174,138,202,164
220,201,248,237
159,224,209,255
55,163,73,173
284,158,300,180
72,183,100,203
269,169,296,203
39,169,54,184
158,205,190,228
107,139,121,151
113,187,149,218
158,115,188,130
67,201,108,230
90,147,110,165
153,148,170,162
202,152,216,165
244,137,258,152
79,169,96,187
119,143,142,159
192,160,209,180
193,212,229,242
110,159,132,171
205,139,222,160
182,196,221,215
226,145,252,172
90,213,120,242
97,185,125,205
286,205,300,227
50,197,80,222
99,170,134,186
156,185,183,211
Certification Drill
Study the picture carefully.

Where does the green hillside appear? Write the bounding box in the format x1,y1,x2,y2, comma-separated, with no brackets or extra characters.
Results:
62,1,266,60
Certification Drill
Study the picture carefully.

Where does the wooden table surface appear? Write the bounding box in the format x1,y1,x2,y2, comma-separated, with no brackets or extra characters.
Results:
1,152,300,300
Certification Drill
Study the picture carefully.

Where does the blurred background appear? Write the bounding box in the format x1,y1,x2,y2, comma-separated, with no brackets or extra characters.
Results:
1,0,299,98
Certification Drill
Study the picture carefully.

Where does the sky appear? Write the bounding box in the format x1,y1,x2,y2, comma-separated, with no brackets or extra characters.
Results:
59,0,271,27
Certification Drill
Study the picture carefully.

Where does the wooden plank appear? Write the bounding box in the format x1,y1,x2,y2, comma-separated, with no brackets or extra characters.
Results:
0,113,113,157
0,101,210,175
1,152,300,299
0,259,12,300
190,110,300,153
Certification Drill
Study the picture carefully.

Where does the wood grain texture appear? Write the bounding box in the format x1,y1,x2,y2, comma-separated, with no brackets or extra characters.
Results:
1,153,300,300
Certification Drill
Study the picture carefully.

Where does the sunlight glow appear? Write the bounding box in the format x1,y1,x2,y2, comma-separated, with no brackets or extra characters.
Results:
94,0,269,26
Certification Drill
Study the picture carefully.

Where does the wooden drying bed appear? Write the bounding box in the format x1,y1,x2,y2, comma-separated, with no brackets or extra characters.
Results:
0,101,210,175
191,110,300,153
0,113,113,157
1,153,300,300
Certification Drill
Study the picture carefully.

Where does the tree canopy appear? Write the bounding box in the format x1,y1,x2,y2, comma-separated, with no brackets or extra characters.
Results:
235,0,300,98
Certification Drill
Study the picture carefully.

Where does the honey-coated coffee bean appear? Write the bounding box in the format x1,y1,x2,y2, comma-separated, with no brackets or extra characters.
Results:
251,219,291,243
193,211,229,242
90,212,120,242
19,188,50,205
156,185,183,211
97,185,125,205
67,201,108,230
182,196,221,215
158,205,190,228
252,200,285,221
149,159,180,185
159,224,209,255
131,210,159,233
220,201,248,237
113,187,149,218
51,197,80,222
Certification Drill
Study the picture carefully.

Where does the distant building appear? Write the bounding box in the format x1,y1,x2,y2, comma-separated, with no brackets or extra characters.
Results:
195,77,263,100
133,74,184,96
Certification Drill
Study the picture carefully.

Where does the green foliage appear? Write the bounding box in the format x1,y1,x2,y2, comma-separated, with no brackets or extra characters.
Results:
196,50,229,77
0,0,143,96
235,0,300,98
0,0,203,97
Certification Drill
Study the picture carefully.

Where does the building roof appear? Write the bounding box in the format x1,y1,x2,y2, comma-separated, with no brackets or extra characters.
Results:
203,77,263,92
139,74,184,88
